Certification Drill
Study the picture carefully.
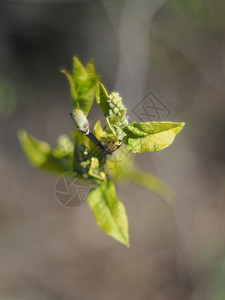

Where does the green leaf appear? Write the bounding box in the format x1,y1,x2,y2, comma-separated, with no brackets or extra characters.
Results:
93,120,103,141
123,121,185,153
87,180,129,247
86,59,96,76
95,81,109,115
88,157,106,182
18,130,73,174
121,168,175,205
62,57,99,117
73,57,87,81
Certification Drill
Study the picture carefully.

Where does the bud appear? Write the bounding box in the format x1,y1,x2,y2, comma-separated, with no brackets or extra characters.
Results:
107,92,127,118
71,109,89,134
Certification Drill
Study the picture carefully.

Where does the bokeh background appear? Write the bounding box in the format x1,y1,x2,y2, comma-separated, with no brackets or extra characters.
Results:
0,0,225,299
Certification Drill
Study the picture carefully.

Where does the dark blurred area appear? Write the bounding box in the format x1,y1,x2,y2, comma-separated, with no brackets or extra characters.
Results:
0,0,225,299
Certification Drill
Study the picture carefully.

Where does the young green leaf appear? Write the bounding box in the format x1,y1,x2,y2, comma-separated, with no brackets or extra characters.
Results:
86,59,96,77
123,121,185,153
95,81,109,115
93,120,103,141
87,180,129,247
18,130,73,173
88,157,106,182
62,57,99,118
72,56,87,81
120,168,175,204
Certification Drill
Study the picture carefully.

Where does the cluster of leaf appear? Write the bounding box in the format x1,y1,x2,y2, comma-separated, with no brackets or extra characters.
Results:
18,57,185,247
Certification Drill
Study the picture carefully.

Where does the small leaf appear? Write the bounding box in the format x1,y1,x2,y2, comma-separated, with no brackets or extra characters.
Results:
73,57,87,81
123,121,185,153
18,129,50,166
86,59,96,76
76,77,99,117
95,81,109,115
121,169,175,204
18,130,73,173
88,157,106,182
93,120,103,141
62,57,99,117
73,57,99,117
87,180,129,247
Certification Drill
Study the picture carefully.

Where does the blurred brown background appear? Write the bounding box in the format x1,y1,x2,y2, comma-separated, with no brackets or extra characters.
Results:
0,0,225,299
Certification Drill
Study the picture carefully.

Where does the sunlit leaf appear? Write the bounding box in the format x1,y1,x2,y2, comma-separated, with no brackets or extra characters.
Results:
93,120,103,141
88,157,106,182
123,121,185,153
72,56,87,80
62,57,99,117
87,180,129,247
95,81,109,115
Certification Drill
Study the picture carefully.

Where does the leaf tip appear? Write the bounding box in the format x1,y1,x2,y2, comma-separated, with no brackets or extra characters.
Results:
178,121,185,133
125,239,130,247
60,68,69,75
73,56,80,64
60,69,70,78
73,56,86,72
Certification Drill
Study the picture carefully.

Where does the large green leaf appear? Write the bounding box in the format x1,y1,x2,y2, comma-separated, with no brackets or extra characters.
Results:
87,180,129,247
123,121,185,153
18,130,73,173
62,57,99,117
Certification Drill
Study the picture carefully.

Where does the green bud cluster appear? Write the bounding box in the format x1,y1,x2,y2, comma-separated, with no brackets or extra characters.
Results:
107,92,129,140
107,92,126,117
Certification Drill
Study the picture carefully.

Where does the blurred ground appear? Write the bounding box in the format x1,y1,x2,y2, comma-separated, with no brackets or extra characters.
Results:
0,0,225,299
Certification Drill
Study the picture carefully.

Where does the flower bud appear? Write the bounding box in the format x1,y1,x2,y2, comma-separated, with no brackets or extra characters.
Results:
71,108,89,134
